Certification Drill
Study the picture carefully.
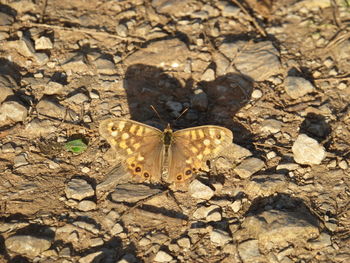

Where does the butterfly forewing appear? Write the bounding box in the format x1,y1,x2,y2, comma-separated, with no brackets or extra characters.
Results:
168,126,233,184
99,119,164,182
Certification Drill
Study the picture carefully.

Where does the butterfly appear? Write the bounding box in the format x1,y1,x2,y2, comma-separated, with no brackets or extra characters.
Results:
99,119,233,185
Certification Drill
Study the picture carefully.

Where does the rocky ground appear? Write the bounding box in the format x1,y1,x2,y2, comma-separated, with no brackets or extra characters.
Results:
1,0,350,262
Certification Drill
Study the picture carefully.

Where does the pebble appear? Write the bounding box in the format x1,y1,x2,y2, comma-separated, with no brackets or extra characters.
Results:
221,4,240,17
260,119,282,134
73,221,99,235
111,183,162,203
266,151,277,159
338,160,348,170
237,239,261,262
165,101,183,113
154,250,173,262
0,101,28,126
139,237,151,246
77,200,97,211
177,237,191,248
5,235,52,257
337,82,347,90
188,180,214,200
209,229,231,246
62,53,90,73
323,58,333,68
110,223,124,235
308,232,332,249
292,134,326,165
94,57,116,75
230,200,242,213
201,68,215,81
234,158,265,178
0,85,14,104
219,41,281,81
65,178,95,201
13,154,29,168
78,251,103,263
65,92,90,105
0,12,14,25
246,174,287,197
2,142,15,153
35,36,53,50
116,24,128,37
36,98,78,121
24,118,57,138
191,89,208,111
276,163,300,171
251,89,263,99
193,205,220,220
284,76,315,99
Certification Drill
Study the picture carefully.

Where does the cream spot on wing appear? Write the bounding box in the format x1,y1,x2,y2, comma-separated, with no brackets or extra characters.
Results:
214,139,221,144
185,159,192,164
126,148,133,154
184,131,191,137
203,139,210,146
110,138,117,145
121,132,129,140
133,143,141,150
137,155,144,161
118,121,126,130
203,148,211,155
197,129,205,138
111,131,118,137
191,146,198,153
209,129,216,138
136,126,144,136
119,141,128,149
129,124,137,134
197,154,203,160
191,130,197,140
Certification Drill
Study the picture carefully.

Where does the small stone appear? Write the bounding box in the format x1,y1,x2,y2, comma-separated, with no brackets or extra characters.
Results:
59,247,71,257
237,240,261,262
65,178,95,201
110,223,124,235
0,85,14,104
43,81,65,95
338,160,348,170
323,58,333,68
266,151,277,159
154,250,173,262
214,156,232,170
35,36,53,50
193,205,220,219
189,180,214,200
165,101,183,113
276,163,300,171
111,183,162,203
221,4,240,17
24,118,57,138
139,237,151,246
78,251,103,263
116,24,128,37
260,119,282,134
36,98,78,121
177,237,191,248
94,58,116,75
251,89,263,99
77,200,96,211
62,53,89,73
5,235,52,257
325,222,337,232
81,167,90,173
201,68,215,81
230,200,242,213
2,143,15,153
65,92,90,105
191,89,208,111
308,232,332,249
234,158,265,178
13,154,29,168
89,90,100,99
0,12,14,25
337,82,347,90
292,134,326,165
209,229,231,246
284,76,315,99
73,221,99,234
89,238,104,247
0,101,28,126
206,211,222,222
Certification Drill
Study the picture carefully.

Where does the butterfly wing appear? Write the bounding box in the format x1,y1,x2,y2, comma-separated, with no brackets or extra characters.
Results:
168,126,233,185
99,119,164,183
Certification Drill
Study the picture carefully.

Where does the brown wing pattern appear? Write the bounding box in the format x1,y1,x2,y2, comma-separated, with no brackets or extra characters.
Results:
168,125,233,185
99,119,164,182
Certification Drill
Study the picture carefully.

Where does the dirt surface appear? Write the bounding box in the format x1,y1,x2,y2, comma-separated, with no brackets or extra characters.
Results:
1,0,350,262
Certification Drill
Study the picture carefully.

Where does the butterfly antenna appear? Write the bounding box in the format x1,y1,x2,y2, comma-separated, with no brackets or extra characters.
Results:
150,105,165,123
175,107,188,122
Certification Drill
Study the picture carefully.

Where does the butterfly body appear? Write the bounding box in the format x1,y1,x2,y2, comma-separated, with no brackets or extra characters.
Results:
99,119,233,185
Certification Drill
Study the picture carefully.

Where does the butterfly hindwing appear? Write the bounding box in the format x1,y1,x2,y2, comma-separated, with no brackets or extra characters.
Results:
168,126,233,185
99,119,164,182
